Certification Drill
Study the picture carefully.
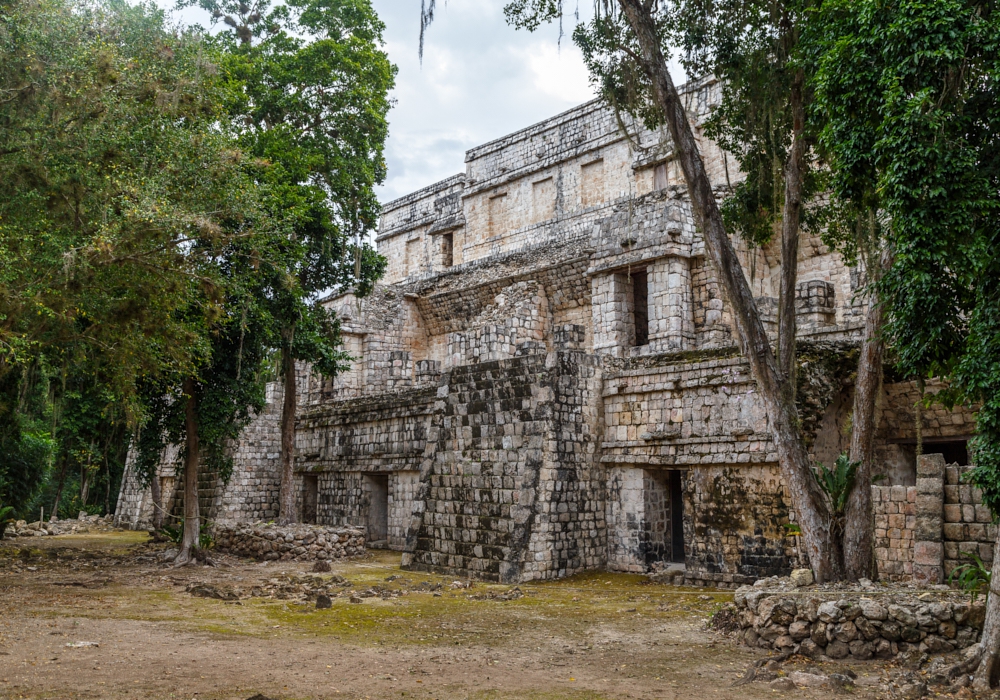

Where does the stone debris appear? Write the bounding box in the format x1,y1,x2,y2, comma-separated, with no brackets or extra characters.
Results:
787,671,829,688
186,583,241,601
469,587,523,601
213,523,365,562
789,568,814,587
65,641,100,648
768,677,795,690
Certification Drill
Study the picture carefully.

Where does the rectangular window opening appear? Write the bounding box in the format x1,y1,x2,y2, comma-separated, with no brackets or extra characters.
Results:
630,269,649,347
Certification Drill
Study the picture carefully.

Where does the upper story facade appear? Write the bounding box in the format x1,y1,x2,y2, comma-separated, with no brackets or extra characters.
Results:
305,78,866,405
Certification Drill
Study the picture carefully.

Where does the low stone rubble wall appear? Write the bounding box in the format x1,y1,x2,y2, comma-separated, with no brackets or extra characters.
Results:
3,514,117,539
212,523,365,562
728,576,985,661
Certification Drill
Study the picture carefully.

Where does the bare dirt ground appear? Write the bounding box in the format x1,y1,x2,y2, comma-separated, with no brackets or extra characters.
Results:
0,533,975,700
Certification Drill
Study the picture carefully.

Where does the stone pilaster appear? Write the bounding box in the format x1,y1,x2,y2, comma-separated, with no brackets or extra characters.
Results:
912,453,946,584
649,256,694,351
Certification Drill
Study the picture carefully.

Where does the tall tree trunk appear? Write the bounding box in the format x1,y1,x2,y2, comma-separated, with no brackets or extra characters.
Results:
278,328,297,525
177,377,201,564
778,70,805,387
617,0,840,581
844,247,891,579
50,456,68,522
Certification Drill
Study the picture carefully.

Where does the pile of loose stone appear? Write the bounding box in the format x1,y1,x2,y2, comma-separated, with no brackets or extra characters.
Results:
3,513,118,539
212,523,365,562
727,570,985,661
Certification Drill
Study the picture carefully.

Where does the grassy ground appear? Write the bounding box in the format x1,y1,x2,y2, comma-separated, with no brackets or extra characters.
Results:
0,533,887,700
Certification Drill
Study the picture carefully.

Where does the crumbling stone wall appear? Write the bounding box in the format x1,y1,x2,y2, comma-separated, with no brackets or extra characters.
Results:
731,581,984,659
214,523,365,562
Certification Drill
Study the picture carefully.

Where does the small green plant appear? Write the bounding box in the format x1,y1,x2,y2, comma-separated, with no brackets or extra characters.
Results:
949,551,992,601
159,523,213,549
160,524,183,544
782,523,802,536
814,453,860,517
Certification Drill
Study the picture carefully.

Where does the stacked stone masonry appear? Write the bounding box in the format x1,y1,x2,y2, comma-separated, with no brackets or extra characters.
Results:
731,580,985,660
214,524,365,562
118,78,980,586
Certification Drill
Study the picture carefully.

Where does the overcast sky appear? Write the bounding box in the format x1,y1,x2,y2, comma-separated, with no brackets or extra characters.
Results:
369,1,599,202
158,0,682,205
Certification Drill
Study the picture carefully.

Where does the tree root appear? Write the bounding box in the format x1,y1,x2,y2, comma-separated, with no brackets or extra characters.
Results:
169,547,215,568
935,644,988,691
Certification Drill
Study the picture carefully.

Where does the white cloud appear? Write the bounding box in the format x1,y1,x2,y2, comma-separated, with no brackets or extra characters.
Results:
152,0,687,205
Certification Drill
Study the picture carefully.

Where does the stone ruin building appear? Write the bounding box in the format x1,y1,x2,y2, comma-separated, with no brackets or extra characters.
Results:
117,77,979,587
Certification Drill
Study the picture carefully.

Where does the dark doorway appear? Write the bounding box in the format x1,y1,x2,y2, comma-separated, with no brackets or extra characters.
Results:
643,469,686,568
441,232,454,268
365,473,389,546
630,269,649,347
932,440,970,466
302,474,318,524
668,470,685,563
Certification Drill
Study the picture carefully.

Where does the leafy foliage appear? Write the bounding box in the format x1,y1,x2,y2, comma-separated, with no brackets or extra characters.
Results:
160,521,213,549
949,551,992,601
811,0,1000,513
813,453,859,517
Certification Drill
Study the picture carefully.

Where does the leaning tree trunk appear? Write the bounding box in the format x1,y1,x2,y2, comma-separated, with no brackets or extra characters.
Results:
844,248,891,580
617,0,840,581
974,530,1000,690
277,329,297,526
777,70,805,388
176,377,201,565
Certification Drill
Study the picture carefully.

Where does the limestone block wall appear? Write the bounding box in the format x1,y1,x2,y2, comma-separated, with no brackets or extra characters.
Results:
210,381,284,524
388,471,421,549
404,352,551,580
521,351,606,581
445,280,550,366
684,465,798,586
872,455,991,585
943,465,996,579
606,466,646,572
872,485,916,581
402,349,606,583
116,381,287,529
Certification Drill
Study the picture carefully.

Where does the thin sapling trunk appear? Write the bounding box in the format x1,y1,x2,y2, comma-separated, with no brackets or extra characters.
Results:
278,328,298,525
176,377,201,565
50,456,68,522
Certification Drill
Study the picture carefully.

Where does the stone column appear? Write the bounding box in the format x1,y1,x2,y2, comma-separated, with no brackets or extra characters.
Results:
591,273,632,357
648,256,694,351
913,453,946,584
